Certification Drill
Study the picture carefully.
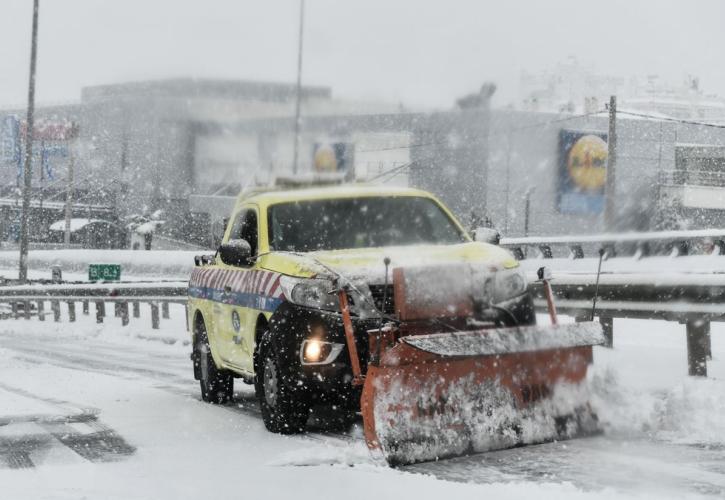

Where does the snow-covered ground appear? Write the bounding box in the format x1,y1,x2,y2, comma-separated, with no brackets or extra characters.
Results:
0,305,724,499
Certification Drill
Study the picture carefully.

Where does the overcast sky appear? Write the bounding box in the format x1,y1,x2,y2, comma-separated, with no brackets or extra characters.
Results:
0,0,723,110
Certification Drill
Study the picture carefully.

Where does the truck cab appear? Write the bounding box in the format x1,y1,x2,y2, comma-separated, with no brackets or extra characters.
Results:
188,183,533,433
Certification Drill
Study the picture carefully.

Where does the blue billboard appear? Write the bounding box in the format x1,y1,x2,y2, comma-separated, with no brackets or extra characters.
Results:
557,129,608,214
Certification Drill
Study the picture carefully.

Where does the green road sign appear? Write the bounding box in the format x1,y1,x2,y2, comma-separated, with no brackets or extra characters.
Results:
89,264,121,282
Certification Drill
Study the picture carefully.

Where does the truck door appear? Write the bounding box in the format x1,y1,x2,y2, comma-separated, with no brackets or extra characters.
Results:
215,206,259,374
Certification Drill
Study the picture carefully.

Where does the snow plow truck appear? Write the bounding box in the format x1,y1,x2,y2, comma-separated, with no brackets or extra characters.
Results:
187,181,604,465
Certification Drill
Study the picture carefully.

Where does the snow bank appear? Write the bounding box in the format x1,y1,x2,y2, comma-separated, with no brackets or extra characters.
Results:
588,317,725,448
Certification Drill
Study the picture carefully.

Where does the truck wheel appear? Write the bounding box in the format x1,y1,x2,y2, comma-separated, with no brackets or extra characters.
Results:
255,334,309,434
195,326,233,404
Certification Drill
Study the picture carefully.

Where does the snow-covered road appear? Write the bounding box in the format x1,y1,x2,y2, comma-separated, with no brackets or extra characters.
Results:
1,305,724,499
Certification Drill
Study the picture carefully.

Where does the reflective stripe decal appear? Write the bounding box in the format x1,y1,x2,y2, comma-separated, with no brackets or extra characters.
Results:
188,267,285,313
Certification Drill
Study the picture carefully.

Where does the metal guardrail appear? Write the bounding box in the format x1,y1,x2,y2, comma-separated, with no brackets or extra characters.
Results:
501,228,725,259
0,281,187,329
503,229,725,376
527,272,719,377
0,263,718,377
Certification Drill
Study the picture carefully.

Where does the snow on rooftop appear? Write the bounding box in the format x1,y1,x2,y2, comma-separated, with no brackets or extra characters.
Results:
48,218,105,232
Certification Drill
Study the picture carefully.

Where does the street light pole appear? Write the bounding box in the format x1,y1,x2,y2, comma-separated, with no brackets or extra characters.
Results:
19,0,39,282
291,0,305,175
604,95,617,231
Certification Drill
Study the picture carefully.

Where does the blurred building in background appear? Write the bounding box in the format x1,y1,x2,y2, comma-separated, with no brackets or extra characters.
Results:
520,56,725,123
2,76,725,249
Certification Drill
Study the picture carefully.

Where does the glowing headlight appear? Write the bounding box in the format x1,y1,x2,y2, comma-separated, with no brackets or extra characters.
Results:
304,339,322,361
492,267,527,303
300,339,344,365
280,276,340,312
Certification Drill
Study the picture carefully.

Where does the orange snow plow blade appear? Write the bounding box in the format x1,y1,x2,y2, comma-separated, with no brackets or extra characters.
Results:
350,264,604,466
360,322,603,465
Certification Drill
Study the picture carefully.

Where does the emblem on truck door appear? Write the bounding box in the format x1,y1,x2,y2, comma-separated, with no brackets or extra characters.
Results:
231,310,241,343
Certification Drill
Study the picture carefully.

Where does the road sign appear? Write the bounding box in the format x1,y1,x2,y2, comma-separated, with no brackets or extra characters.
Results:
89,264,121,282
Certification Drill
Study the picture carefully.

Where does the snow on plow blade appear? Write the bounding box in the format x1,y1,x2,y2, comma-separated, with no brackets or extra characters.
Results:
360,322,604,465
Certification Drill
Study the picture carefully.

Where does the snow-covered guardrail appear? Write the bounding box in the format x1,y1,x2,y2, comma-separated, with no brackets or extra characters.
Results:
526,270,722,377
501,228,725,260
499,228,725,376
0,266,719,377
0,281,187,329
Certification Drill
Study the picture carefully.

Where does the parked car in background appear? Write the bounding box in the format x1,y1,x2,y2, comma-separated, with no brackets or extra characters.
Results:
47,218,127,249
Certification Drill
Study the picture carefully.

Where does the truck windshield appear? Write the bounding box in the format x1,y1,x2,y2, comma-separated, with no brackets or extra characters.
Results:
268,196,467,252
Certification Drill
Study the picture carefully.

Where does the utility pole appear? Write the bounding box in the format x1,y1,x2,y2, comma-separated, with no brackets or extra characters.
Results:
19,0,39,282
39,139,45,213
604,95,617,231
503,127,512,234
291,0,305,174
524,187,534,237
64,140,75,246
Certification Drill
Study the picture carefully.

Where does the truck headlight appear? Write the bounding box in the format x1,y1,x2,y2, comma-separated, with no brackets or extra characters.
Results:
280,276,341,312
300,339,344,365
493,267,527,303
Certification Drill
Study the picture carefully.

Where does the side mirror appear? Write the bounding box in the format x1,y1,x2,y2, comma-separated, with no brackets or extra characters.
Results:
218,239,252,266
473,227,500,245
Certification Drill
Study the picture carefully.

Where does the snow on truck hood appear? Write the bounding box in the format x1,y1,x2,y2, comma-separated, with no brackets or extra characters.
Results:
258,242,519,283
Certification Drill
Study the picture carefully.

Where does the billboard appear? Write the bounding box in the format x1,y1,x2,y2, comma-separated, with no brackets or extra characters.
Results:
0,117,77,186
557,129,608,214
313,142,354,175
1,115,20,163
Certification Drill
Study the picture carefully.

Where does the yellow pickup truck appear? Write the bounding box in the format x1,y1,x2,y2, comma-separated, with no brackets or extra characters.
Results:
188,183,532,433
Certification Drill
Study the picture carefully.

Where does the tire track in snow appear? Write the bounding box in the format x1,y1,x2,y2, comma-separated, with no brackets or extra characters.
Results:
0,383,135,469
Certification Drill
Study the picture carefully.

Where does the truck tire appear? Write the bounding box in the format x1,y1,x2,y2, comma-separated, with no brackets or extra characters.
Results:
255,333,309,434
195,323,233,404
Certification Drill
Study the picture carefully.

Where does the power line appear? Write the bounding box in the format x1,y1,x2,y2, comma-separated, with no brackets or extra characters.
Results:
615,110,725,129
356,139,448,154
367,160,413,182
357,109,609,154
488,109,608,138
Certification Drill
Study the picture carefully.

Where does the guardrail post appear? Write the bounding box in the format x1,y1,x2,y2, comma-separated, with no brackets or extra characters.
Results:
569,245,584,259
600,316,613,348
83,300,89,315
133,301,140,318
686,318,709,377
151,302,160,330
67,301,76,322
37,300,45,321
23,300,31,320
120,301,129,326
162,301,170,319
51,300,61,322
538,245,553,259
96,301,105,324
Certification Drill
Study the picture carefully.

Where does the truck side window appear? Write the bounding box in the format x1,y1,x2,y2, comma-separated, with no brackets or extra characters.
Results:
231,209,258,259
